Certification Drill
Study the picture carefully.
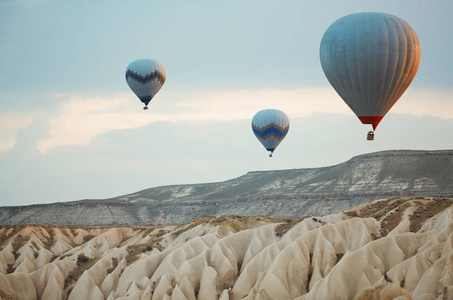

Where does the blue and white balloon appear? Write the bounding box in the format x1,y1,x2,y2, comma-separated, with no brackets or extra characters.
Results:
125,59,166,110
252,109,290,157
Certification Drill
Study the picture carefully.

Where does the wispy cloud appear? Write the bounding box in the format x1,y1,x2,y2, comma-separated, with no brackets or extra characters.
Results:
0,113,34,154
37,95,151,154
166,88,351,121
139,87,355,124
392,88,453,119
35,87,453,153
154,87,453,122
36,88,350,153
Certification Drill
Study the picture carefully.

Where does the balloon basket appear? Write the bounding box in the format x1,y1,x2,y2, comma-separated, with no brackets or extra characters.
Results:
367,131,375,141
143,106,148,110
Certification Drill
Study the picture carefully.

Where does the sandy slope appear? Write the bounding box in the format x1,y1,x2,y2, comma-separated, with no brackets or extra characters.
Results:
0,197,452,300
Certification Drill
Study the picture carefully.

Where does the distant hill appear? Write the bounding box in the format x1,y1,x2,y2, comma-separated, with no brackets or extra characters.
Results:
1,149,452,226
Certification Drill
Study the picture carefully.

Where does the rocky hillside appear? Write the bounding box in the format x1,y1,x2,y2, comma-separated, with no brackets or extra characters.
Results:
0,197,452,300
1,150,452,226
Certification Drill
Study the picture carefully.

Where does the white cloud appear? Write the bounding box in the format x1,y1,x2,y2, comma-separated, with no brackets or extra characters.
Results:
38,89,349,153
149,87,352,122
37,96,151,154
36,88,453,153
154,87,453,122
392,88,453,119
0,113,34,154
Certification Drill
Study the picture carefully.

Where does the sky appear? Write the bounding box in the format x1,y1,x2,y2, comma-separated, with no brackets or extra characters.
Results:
0,0,452,206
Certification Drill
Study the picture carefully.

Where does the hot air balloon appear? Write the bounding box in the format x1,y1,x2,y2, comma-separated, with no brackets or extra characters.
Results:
320,12,421,140
252,109,290,157
125,59,166,110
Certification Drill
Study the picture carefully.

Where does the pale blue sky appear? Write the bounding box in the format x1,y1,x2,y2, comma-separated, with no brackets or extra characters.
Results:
1,0,452,206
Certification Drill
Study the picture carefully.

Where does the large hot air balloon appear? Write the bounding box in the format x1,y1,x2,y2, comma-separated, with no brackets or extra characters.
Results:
125,59,166,110
252,109,290,157
320,12,421,140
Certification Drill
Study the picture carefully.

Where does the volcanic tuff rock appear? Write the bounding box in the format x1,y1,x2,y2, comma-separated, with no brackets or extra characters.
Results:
1,150,452,226
0,197,452,299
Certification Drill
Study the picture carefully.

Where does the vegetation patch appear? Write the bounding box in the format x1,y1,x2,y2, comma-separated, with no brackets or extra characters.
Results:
77,253,89,264
125,244,144,265
348,197,453,237
345,198,409,220
212,215,285,232
379,202,410,237
64,255,100,296
311,217,327,226
11,235,31,260
82,234,96,244
124,242,158,265
6,263,15,274
275,218,304,237
170,215,292,240
408,198,453,233
0,225,25,250
344,210,359,218
106,257,119,274
40,228,54,250
371,232,380,240
171,216,212,239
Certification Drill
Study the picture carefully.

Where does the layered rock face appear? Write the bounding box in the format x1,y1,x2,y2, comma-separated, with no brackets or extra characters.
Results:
1,197,452,300
1,150,452,226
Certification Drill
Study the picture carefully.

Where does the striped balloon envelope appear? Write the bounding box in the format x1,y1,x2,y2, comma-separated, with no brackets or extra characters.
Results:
125,59,166,110
252,109,290,157
320,12,421,133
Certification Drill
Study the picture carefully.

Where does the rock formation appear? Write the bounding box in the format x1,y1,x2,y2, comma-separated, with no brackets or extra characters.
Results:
0,197,452,299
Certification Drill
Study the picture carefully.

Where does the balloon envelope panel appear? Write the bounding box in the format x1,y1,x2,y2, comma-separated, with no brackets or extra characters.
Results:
125,59,166,105
252,109,290,153
320,12,421,129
